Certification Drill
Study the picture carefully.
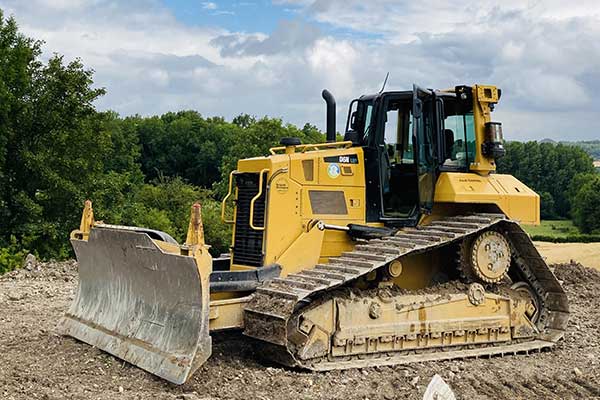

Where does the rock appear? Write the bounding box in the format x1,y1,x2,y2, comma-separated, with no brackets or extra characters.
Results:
177,394,217,400
178,394,199,400
449,365,460,373
7,291,23,301
423,374,456,400
118,386,124,393
410,376,420,387
573,367,583,376
23,253,37,271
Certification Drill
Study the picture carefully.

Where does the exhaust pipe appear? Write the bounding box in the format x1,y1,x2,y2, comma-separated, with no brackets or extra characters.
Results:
322,89,336,142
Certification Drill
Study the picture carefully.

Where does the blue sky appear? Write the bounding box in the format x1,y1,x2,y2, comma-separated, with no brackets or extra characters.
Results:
163,0,290,33
1,0,599,141
162,0,381,40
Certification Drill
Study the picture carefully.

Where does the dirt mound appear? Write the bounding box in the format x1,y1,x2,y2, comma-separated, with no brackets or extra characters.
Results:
553,261,600,285
0,257,77,283
0,260,599,400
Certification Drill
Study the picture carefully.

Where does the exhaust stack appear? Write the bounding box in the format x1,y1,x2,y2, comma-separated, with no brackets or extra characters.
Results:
322,89,336,142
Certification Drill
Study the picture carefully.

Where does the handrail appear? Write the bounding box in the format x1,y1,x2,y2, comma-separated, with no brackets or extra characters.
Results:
220,171,237,224
249,169,269,231
269,141,353,155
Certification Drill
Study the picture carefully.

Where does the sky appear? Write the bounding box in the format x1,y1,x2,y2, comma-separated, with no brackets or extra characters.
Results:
1,0,599,141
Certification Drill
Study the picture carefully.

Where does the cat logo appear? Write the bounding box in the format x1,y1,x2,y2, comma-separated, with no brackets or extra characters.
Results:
327,163,341,179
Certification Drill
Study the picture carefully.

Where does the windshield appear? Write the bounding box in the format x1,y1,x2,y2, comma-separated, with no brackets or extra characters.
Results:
441,98,475,169
345,99,374,145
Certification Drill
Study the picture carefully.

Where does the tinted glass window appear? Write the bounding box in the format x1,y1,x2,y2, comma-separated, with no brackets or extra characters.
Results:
363,104,374,143
402,117,414,163
384,109,399,146
465,114,475,165
441,98,474,170
442,115,467,168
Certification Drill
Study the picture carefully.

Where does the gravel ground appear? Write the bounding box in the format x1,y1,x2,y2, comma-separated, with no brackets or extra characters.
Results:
1,259,599,400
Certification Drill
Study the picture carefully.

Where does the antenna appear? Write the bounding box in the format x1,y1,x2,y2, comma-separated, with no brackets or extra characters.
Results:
379,72,390,93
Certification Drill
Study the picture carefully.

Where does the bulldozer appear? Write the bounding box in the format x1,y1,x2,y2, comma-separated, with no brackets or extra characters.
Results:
58,84,569,384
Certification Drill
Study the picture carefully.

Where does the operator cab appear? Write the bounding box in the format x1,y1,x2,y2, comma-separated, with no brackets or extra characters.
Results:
345,85,478,227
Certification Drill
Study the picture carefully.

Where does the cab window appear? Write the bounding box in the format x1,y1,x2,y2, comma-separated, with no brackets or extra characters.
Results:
441,99,474,170
382,102,413,165
363,104,374,143
465,114,475,164
443,114,467,168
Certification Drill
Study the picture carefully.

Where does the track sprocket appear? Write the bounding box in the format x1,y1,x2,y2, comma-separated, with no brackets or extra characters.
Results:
458,230,511,284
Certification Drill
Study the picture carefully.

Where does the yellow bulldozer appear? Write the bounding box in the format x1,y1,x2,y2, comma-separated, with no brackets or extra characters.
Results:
58,84,569,384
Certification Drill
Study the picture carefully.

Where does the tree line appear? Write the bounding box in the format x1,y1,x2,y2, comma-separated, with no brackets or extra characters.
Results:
0,11,598,272
560,140,600,160
497,142,599,233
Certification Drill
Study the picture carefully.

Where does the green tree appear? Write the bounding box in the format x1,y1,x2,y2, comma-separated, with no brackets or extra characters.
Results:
539,191,556,219
0,12,140,261
119,177,231,256
571,174,600,233
497,141,595,219
133,111,238,189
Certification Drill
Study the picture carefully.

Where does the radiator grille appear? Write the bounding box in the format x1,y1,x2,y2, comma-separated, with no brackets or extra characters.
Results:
232,173,266,267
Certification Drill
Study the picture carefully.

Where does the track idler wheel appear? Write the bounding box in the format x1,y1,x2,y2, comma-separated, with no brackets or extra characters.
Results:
511,281,540,323
460,230,511,284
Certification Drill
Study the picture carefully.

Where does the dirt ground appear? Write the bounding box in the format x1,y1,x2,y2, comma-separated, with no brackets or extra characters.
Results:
1,258,600,400
534,241,600,271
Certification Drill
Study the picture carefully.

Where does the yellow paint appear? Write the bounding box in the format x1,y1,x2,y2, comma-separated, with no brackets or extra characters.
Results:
392,252,437,289
209,296,251,331
249,169,269,231
434,172,540,225
470,84,500,174
220,171,236,224
185,203,205,246
233,145,366,273
275,223,325,276
71,200,94,240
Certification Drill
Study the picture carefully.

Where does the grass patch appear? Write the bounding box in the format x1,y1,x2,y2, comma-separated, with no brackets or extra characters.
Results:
523,220,600,243
522,220,580,239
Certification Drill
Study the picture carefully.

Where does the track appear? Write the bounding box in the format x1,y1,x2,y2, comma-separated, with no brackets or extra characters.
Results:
244,214,570,369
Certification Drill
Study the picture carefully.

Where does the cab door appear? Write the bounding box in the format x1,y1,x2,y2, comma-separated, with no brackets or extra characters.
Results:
412,84,436,214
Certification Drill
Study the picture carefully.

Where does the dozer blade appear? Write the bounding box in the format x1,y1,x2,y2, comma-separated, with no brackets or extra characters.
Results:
57,226,212,384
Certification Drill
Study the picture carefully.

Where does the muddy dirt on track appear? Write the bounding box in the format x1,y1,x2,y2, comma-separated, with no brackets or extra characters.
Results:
1,260,600,400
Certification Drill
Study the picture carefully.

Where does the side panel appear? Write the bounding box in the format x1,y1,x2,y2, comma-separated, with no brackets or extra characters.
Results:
261,147,367,269
433,172,540,224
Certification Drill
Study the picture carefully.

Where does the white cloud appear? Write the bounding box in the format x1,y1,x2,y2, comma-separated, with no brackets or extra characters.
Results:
212,10,234,15
202,2,217,10
307,38,358,98
0,0,599,140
